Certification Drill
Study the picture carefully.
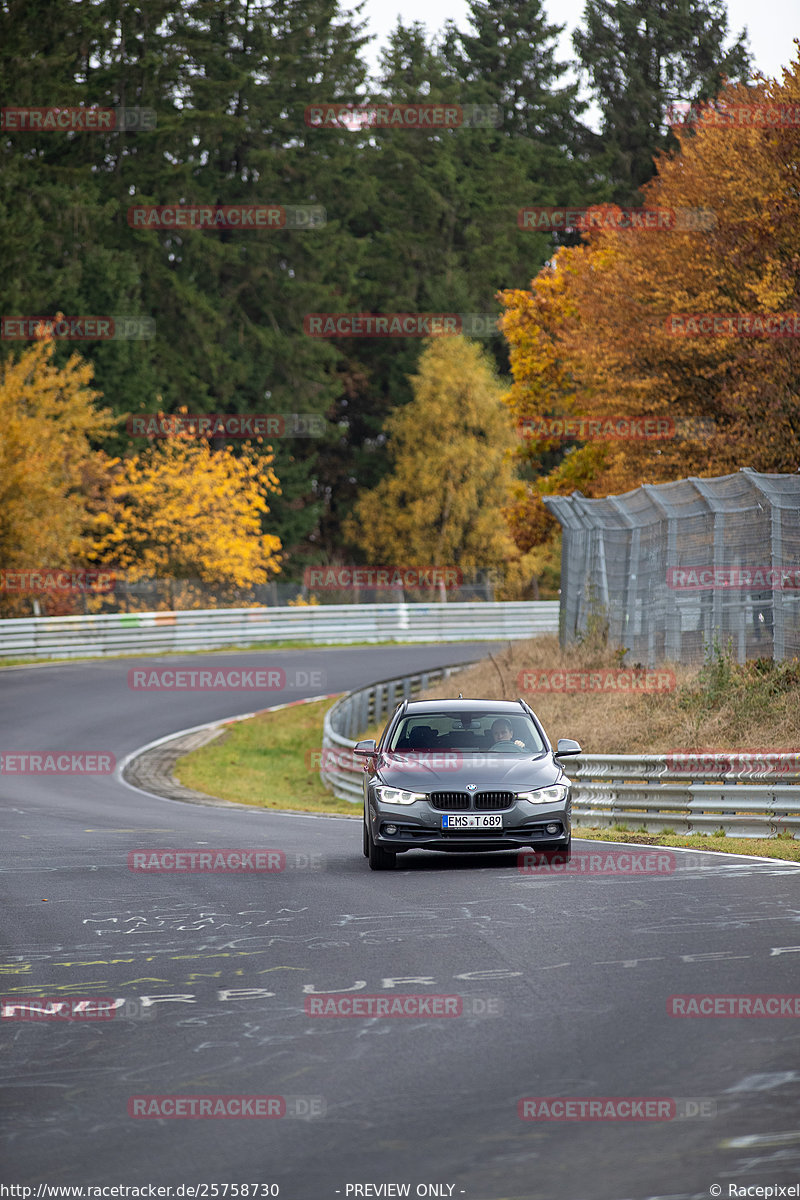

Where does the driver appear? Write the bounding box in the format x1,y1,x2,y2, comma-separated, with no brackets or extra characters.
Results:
490,719,525,748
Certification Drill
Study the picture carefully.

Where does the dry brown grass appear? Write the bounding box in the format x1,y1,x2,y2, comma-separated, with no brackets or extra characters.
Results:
417,635,800,754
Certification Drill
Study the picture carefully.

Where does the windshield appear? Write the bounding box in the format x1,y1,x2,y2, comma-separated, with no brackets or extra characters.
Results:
387,710,546,755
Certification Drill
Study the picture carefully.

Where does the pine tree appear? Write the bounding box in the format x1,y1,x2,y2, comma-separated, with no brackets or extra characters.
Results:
574,0,752,204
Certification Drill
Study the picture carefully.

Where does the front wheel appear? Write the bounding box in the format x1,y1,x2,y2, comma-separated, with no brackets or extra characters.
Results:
362,815,369,857
540,839,571,864
367,823,396,871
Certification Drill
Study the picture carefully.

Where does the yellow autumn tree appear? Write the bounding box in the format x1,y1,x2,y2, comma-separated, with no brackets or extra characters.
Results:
0,335,114,614
344,336,540,595
87,436,282,608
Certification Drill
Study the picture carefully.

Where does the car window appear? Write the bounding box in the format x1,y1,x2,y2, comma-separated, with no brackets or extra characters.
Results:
387,712,545,754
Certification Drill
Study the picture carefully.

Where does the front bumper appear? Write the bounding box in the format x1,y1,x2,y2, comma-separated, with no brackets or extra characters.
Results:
367,796,571,852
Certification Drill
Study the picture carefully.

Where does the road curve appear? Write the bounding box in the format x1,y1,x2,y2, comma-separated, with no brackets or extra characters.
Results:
2,644,800,1200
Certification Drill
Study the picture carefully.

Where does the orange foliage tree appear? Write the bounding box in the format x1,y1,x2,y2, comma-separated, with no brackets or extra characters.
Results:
500,53,800,555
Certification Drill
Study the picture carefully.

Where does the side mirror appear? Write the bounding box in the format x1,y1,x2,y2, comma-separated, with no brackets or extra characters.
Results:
555,738,582,757
353,739,377,756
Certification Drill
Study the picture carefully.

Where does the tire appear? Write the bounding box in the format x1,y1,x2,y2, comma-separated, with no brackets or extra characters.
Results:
540,838,571,864
367,823,396,871
362,815,369,858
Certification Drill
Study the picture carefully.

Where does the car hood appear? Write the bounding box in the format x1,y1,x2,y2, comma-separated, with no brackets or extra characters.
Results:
374,752,563,792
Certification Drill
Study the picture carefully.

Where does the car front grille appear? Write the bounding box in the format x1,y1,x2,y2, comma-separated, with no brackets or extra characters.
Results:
429,791,470,810
474,791,515,810
428,791,516,811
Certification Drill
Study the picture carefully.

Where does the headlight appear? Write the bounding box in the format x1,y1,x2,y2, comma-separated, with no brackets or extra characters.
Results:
517,784,569,804
375,786,427,805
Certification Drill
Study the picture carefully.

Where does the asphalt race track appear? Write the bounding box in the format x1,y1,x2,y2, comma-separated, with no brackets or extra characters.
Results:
2,644,800,1200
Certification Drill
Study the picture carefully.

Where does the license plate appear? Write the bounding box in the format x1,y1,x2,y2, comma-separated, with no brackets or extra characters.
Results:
441,813,503,829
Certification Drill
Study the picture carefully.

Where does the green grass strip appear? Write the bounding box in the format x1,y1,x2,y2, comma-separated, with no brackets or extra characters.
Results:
573,826,800,861
173,696,359,816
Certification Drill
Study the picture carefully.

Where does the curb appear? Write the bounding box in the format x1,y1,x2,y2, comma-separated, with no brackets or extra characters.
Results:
118,693,350,812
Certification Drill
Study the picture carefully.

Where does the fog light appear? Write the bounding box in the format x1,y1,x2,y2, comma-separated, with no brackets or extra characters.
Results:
384,824,398,835
546,823,559,834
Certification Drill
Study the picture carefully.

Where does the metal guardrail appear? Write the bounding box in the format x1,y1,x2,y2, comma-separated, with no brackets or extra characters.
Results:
0,601,559,661
320,670,800,838
562,755,800,838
